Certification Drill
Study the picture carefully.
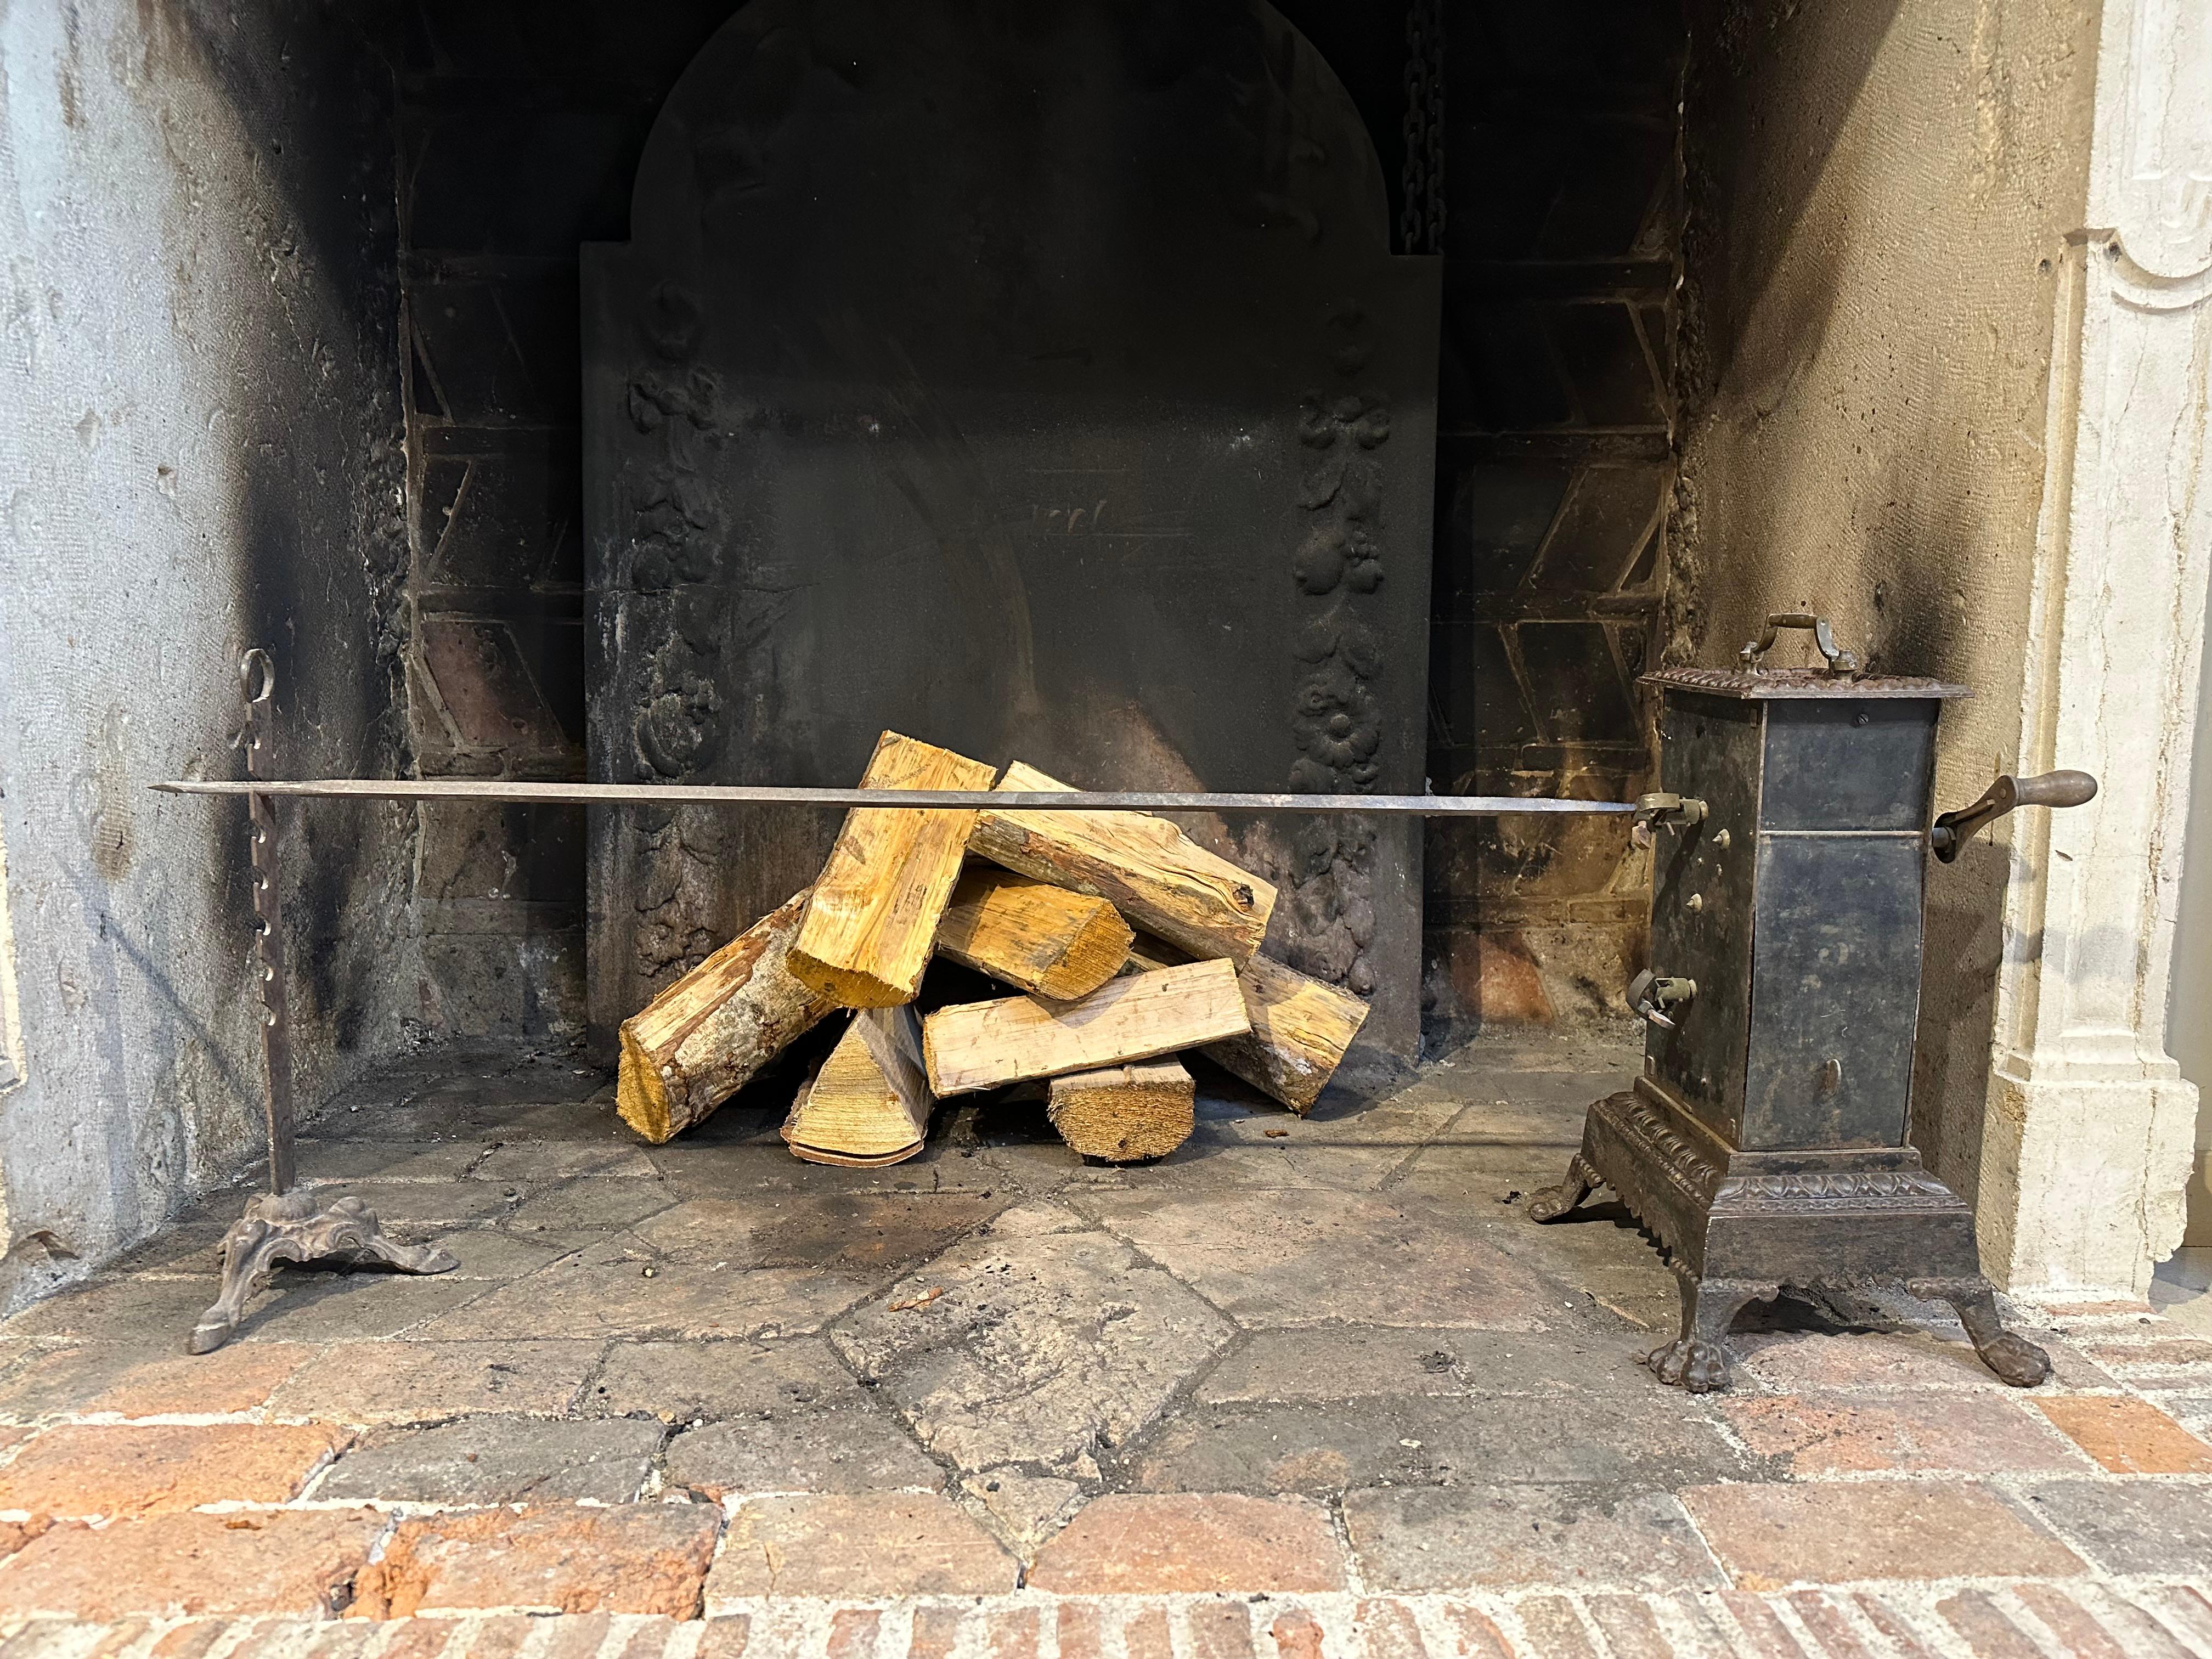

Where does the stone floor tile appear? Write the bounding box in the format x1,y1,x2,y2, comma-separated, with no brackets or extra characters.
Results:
1343,1485,1724,1593
1131,1391,1756,1494
2012,1478,2212,1574
0,1423,348,1518
662,1407,944,1497
231,1272,494,1346
0,1343,311,1423
2030,1395,2212,1472
0,1277,245,1344
415,1258,872,1342
958,1470,1084,1556
267,1341,601,1424
349,1505,719,1618
831,1229,1232,1477
584,1338,860,1421
1679,1481,2082,1588
1194,1328,1649,1406
469,1144,660,1184
2013,1583,2194,1658
1936,1591,2043,1659
292,1142,494,1185
1024,1493,1344,1594
407,1232,595,1282
289,1183,521,1230
493,1182,677,1234
0,1509,385,1620
1081,1189,1564,1329
1506,1595,1600,1658
1717,1393,2092,1475
1733,1327,2108,1393
628,1194,1004,1272
315,1416,664,1504
706,1494,1017,1600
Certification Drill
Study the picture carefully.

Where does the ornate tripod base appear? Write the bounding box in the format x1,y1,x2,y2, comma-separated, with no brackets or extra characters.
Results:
1528,1084,2049,1393
188,1189,459,1355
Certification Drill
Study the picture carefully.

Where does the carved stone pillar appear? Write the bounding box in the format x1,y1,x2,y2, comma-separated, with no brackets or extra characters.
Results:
1978,0,2212,1296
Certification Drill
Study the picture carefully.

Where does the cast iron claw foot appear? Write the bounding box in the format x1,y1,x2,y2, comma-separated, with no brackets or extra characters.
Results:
1927,1280,2052,1387
188,1189,458,1355
1645,1337,1731,1392
1642,1272,1778,1393
1526,1154,1599,1222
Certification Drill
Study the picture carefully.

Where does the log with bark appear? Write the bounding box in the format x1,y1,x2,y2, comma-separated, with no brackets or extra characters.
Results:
934,865,1133,1001
1126,936,1368,1114
967,762,1275,966
1046,1059,1196,1161
616,888,840,1143
782,1005,934,1166
788,731,997,1008
922,957,1249,1097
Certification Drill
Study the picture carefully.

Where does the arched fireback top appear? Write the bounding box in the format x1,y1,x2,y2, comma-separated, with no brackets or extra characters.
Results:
582,0,1439,1056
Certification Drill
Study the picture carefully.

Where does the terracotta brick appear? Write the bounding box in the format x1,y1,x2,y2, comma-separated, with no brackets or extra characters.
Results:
374,1619,460,1659
148,1621,236,1659
696,1616,752,1659
0,1517,52,1565
2032,1396,2212,1472
1716,1594,1809,1657
1124,1607,1173,1659
0,1423,348,1517
1936,1592,2042,1658
707,1496,1015,1600
984,1606,1041,1659
1268,1609,1326,1659
1682,1483,2081,1589
1785,1594,1880,1658
1852,1594,1942,1657
2014,1584,2191,1659
1719,1393,2087,1475
536,1612,613,1659
915,1606,968,1659
825,1609,879,1659
614,1620,686,1659
1353,1599,1425,1659
1026,1496,1345,1595
1583,1598,1669,1659
1431,1604,1511,1659
349,1506,718,1618
2038,1300,2155,1316
1509,1597,1597,1659
445,1617,537,1659
1188,1602,1255,1659
2079,1338,2212,1367
0,1509,383,1620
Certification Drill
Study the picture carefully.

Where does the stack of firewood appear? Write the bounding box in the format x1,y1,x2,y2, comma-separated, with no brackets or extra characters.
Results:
613,732,1368,1165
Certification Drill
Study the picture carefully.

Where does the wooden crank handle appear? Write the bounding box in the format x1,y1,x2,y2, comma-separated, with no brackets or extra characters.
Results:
1930,769,2098,862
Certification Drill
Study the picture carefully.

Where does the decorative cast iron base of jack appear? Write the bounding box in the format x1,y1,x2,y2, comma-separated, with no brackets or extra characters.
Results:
1528,1083,2050,1393
188,1188,458,1355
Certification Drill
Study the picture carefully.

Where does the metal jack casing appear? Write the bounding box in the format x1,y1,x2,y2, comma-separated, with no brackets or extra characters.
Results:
1530,613,2097,1391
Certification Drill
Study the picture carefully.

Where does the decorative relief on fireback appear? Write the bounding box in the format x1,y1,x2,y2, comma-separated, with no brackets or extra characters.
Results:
1283,303,1390,995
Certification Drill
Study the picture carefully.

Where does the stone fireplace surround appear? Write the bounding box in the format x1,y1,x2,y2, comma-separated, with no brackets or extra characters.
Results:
0,0,2204,1319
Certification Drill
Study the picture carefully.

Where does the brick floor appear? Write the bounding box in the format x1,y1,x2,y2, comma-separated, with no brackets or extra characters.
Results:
0,1039,2208,1646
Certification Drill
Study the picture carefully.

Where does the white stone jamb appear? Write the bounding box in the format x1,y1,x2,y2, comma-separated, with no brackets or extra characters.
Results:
1977,0,2212,1297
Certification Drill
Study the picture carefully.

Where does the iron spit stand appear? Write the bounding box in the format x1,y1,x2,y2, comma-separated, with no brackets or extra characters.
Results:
1529,613,2097,1391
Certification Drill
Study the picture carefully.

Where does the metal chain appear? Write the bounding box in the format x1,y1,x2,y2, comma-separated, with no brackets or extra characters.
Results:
1399,0,1446,256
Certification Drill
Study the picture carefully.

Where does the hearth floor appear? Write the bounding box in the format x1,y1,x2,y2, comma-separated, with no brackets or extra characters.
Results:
1,1033,2210,1657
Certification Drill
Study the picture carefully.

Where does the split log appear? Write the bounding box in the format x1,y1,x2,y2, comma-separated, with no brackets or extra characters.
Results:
788,732,998,1007
923,958,1249,1096
967,762,1275,966
1126,936,1368,1115
1047,1059,1196,1161
934,865,1133,1001
782,1005,934,1166
616,889,840,1143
